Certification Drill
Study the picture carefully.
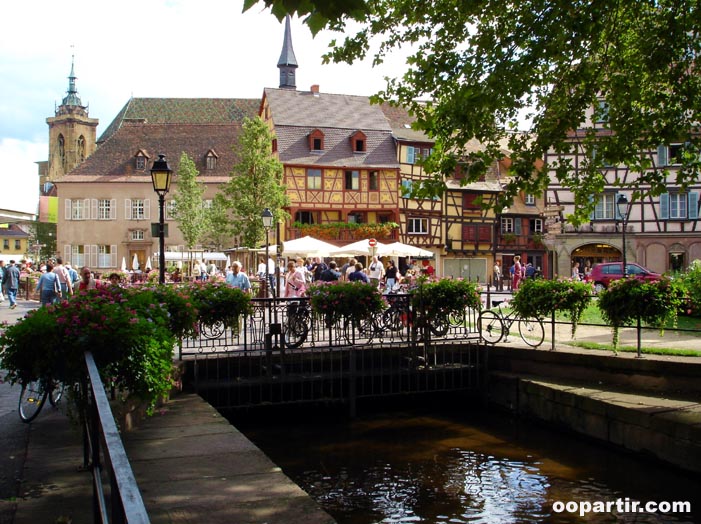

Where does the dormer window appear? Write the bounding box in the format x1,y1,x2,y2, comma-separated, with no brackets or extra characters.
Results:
134,150,148,170
206,149,218,170
350,130,367,153
309,129,325,152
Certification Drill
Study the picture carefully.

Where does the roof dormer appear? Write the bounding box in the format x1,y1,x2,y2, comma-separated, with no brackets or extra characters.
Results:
309,129,325,152
134,149,149,170
205,149,219,170
350,130,367,153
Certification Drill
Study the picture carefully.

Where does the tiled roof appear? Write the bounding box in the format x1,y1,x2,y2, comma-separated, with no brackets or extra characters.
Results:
61,122,250,183
265,88,392,131
98,98,260,143
265,88,398,168
379,102,432,143
0,224,29,237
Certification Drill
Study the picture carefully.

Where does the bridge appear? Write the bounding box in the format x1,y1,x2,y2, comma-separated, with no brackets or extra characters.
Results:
179,295,485,415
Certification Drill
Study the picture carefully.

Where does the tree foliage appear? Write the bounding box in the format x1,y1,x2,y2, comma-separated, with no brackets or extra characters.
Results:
219,116,289,248
248,0,701,222
171,152,209,250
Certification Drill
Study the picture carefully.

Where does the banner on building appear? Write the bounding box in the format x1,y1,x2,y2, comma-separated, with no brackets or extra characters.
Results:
39,196,58,223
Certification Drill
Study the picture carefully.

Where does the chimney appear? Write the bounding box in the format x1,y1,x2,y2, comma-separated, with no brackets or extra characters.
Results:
310,84,320,96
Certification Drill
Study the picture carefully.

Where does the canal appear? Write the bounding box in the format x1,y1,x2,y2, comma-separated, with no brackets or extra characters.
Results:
228,396,700,524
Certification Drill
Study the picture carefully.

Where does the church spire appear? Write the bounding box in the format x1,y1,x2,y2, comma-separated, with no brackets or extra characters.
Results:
62,54,84,107
277,15,298,89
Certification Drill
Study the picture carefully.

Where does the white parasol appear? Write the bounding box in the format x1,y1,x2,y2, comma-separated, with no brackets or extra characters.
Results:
120,257,127,272
378,242,434,258
283,236,338,257
132,253,139,271
329,239,388,257
145,257,152,270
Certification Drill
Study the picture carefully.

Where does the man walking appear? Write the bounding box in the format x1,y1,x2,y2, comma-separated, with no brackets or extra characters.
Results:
5,260,20,309
0,260,6,302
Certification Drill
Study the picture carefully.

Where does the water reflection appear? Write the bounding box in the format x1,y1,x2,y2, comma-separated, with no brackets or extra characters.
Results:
231,406,700,524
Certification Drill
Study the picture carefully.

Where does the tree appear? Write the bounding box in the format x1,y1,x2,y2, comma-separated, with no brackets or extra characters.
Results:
171,152,209,250
202,196,235,251
220,116,288,248
247,0,701,222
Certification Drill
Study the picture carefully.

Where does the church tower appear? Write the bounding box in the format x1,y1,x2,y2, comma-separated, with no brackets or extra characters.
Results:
46,56,99,182
277,15,298,89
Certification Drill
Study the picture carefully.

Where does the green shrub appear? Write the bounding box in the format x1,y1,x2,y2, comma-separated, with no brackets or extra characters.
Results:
411,277,482,317
307,281,385,325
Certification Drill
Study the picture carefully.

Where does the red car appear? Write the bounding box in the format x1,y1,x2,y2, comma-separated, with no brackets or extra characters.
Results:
585,262,661,292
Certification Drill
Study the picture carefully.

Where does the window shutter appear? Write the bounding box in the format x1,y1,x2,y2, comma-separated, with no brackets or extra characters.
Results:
91,199,98,220
110,199,117,219
657,145,668,167
110,245,117,268
64,244,71,265
660,193,669,219
65,199,72,220
688,192,699,219
82,199,90,220
144,199,151,220
90,245,98,267
514,218,522,235
407,146,415,164
125,199,132,220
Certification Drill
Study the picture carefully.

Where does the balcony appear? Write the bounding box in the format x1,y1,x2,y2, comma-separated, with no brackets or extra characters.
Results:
288,222,400,242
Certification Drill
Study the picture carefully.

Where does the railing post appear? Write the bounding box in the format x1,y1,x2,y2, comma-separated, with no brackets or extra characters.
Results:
550,311,556,351
636,316,643,358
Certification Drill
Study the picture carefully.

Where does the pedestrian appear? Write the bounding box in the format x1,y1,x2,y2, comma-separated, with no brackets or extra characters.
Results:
65,264,80,287
493,260,503,290
512,255,524,291
78,267,98,291
344,258,358,281
319,260,341,282
0,260,6,302
368,255,385,288
36,262,61,305
53,257,73,296
348,262,370,283
225,261,251,293
571,262,581,281
384,260,400,292
5,260,21,309
284,260,307,297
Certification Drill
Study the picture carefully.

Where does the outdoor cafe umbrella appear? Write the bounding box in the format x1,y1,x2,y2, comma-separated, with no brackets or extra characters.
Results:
329,239,388,257
283,236,338,257
120,257,127,272
132,253,139,271
378,241,434,258
145,257,152,270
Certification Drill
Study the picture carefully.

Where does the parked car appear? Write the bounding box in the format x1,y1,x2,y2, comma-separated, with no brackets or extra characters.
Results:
585,262,661,292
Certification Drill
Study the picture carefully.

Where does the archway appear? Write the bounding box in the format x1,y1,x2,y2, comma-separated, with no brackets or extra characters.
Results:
571,243,621,276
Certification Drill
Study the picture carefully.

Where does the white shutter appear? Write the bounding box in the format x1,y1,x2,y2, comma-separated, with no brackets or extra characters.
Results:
83,199,90,220
90,245,98,267
91,199,98,220
110,245,117,268
64,244,72,265
110,199,117,219
125,199,132,220
65,199,72,220
144,199,151,220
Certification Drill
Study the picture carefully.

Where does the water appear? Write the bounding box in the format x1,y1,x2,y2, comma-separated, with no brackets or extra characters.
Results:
230,400,701,524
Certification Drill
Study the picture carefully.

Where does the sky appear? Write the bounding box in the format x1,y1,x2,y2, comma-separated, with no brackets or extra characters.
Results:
0,0,410,216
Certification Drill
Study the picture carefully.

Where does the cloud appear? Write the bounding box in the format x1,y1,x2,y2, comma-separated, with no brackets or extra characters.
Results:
0,139,43,215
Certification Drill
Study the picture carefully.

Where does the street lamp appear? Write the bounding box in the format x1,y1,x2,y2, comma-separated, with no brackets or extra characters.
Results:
150,154,173,284
616,194,630,277
261,208,274,297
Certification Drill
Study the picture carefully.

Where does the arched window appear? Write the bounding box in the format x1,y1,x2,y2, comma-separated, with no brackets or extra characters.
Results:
58,134,66,168
77,136,86,162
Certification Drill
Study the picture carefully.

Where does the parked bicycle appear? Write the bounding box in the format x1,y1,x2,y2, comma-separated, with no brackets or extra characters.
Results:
284,300,311,348
18,377,65,422
478,301,545,347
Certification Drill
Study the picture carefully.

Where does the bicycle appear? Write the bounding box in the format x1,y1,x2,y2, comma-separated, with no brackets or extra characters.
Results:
283,300,311,348
478,301,545,347
18,377,66,423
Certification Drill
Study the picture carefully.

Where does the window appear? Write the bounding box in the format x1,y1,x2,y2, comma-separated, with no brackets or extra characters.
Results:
70,245,86,268
97,245,116,268
14,240,21,250
309,129,325,151
529,218,543,234
347,212,364,224
307,169,322,190
525,194,536,205
166,200,177,220
272,138,278,153
295,211,315,224
595,100,609,123
406,146,416,164
369,171,379,191
591,194,616,220
345,170,359,190
2,240,8,249
126,198,149,220
407,217,428,234
131,230,145,241
658,143,685,166
69,199,88,220
136,156,146,170
401,179,413,198
202,199,213,209
206,151,218,170
501,217,514,233
463,194,481,210
660,192,699,220
78,136,86,162
350,131,367,152
97,199,114,220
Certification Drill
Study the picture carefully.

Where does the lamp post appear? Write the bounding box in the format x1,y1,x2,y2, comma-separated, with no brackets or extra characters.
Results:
150,154,173,284
616,194,630,277
261,208,274,297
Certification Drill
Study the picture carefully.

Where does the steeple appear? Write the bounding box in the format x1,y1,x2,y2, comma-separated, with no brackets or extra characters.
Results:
277,15,298,89
62,55,84,108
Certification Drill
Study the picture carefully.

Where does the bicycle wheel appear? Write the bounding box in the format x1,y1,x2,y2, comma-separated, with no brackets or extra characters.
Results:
381,307,402,332
430,317,450,337
49,381,66,407
478,311,504,344
19,380,48,423
284,313,309,349
518,317,545,347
